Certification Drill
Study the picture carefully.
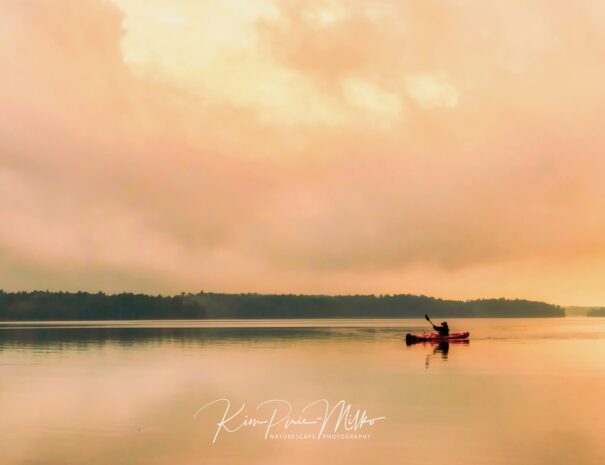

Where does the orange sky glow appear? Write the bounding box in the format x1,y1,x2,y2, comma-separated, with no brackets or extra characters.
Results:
2,0,605,305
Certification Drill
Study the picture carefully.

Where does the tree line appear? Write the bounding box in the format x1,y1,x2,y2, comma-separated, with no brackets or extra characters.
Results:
0,290,565,321
587,308,605,317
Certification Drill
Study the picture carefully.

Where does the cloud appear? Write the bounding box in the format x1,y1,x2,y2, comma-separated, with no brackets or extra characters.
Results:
2,0,605,304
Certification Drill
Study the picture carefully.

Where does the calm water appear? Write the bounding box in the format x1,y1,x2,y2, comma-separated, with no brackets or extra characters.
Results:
1,318,604,465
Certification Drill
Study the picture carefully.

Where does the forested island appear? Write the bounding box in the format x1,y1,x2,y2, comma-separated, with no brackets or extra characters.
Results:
587,308,605,317
0,290,564,321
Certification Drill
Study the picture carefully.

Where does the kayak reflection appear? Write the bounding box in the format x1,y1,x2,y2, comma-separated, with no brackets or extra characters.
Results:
427,342,446,369
404,338,470,369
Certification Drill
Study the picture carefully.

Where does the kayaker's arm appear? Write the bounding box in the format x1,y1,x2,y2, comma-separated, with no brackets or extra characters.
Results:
425,314,449,336
432,323,449,336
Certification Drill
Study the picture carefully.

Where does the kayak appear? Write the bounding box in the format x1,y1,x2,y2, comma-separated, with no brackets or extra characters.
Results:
405,332,470,344
405,331,470,345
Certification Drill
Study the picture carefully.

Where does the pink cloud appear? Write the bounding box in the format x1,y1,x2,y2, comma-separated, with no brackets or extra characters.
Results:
2,0,605,304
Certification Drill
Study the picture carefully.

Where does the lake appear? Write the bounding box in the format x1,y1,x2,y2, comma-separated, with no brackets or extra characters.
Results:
1,318,604,465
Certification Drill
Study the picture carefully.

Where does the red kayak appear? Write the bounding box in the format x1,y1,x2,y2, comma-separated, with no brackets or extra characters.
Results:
405,332,470,345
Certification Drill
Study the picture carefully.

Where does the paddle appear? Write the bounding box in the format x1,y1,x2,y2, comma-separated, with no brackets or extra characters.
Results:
424,314,434,327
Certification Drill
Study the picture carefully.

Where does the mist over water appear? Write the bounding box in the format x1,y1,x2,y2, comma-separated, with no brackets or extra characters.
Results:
1,318,604,465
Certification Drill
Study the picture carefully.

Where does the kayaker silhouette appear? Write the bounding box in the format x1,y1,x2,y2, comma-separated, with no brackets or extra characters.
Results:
425,314,449,336
405,316,469,345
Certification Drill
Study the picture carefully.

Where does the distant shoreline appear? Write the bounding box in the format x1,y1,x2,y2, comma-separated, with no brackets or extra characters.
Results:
587,308,605,317
0,290,565,321
0,315,571,326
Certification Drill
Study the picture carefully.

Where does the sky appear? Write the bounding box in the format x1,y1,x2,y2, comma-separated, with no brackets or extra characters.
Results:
2,0,605,305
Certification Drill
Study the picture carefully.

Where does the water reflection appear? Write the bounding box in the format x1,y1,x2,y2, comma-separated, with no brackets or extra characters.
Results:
420,340,470,368
1,319,605,465
0,326,411,353
405,338,469,369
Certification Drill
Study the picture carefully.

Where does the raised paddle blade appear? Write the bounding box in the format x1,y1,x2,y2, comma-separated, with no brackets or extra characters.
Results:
424,314,431,321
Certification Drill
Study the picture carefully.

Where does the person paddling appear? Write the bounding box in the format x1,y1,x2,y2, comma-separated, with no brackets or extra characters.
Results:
425,314,449,336
405,316,468,345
